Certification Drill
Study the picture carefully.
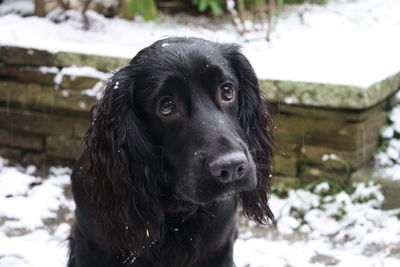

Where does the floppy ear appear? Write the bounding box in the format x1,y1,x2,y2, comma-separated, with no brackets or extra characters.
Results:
82,65,163,253
224,45,275,225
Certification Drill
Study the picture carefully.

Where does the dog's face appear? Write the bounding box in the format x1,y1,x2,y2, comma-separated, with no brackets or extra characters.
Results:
83,37,273,252
132,38,257,204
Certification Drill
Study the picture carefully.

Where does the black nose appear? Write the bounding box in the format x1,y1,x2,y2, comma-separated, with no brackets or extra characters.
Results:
209,153,248,183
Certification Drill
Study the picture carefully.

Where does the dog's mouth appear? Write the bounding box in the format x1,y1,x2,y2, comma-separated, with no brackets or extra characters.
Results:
175,172,256,205
174,188,237,207
213,191,237,202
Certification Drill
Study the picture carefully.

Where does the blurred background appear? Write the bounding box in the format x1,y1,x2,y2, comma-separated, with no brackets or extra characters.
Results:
0,0,399,266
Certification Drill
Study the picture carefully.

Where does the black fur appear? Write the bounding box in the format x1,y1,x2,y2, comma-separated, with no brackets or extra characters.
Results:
69,37,274,267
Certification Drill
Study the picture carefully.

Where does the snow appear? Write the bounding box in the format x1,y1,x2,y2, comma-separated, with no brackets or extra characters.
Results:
321,154,339,161
1,157,399,266
0,0,399,87
235,182,400,266
0,161,74,266
375,91,400,180
0,228,69,267
58,66,109,80
81,81,106,100
0,0,33,16
38,65,109,90
234,238,399,267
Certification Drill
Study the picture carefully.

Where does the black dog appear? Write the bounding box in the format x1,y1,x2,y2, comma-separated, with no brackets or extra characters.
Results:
68,37,274,267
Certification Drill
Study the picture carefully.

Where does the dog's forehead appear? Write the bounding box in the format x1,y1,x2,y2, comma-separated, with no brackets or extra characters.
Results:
156,37,221,55
133,38,237,101
142,38,228,70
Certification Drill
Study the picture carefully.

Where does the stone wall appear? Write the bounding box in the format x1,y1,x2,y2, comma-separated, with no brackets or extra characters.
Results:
0,46,129,164
272,103,387,180
0,45,399,183
261,73,400,185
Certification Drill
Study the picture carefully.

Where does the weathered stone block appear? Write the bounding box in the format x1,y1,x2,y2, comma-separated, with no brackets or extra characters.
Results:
261,71,400,110
0,45,128,73
0,128,43,151
60,75,101,90
274,140,300,156
0,108,89,137
0,64,56,85
301,143,376,170
54,52,129,72
0,81,97,114
0,64,104,90
46,135,82,160
272,176,301,189
272,102,386,122
0,147,22,159
74,119,90,138
299,165,347,183
262,80,367,109
274,111,386,151
0,46,55,66
274,155,298,176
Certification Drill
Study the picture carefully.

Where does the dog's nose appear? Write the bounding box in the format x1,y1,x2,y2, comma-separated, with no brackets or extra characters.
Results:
209,152,248,183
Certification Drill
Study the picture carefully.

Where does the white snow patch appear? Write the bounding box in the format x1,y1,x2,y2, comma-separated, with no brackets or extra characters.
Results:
0,167,38,197
378,165,400,181
60,66,109,80
375,96,400,179
78,101,87,109
38,66,59,74
0,0,33,16
81,81,105,100
0,165,74,229
314,182,330,194
0,229,69,267
321,154,339,161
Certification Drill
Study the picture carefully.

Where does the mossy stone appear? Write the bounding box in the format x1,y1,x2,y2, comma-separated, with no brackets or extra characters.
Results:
0,46,55,66
0,65,56,85
46,135,82,160
54,52,129,72
261,72,400,110
0,108,89,137
0,81,97,115
274,155,298,176
0,128,43,151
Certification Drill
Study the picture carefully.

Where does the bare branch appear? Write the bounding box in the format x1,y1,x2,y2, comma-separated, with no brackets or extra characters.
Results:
266,0,276,42
56,0,70,10
82,0,93,30
237,0,245,22
34,0,46,17
226,0,245,35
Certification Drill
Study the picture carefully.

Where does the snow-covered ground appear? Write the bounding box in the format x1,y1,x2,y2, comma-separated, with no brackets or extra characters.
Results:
0,157,399,267
0,0,400,87
0,159,73,266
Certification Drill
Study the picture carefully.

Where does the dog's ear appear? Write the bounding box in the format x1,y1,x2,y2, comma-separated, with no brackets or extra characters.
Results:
223,44,275,225
82,65,163,253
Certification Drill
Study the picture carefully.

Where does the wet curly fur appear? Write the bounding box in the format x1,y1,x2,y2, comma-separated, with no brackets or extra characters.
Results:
68,37,274,267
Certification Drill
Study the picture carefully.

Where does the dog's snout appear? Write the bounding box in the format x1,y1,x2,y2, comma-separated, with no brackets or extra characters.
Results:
209,152,248,183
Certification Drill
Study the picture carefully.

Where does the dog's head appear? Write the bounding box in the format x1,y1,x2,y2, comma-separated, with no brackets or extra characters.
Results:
83,37,274,252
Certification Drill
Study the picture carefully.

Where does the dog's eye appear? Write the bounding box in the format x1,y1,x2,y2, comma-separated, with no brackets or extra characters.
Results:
221,84,234,101
159,98,176,116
